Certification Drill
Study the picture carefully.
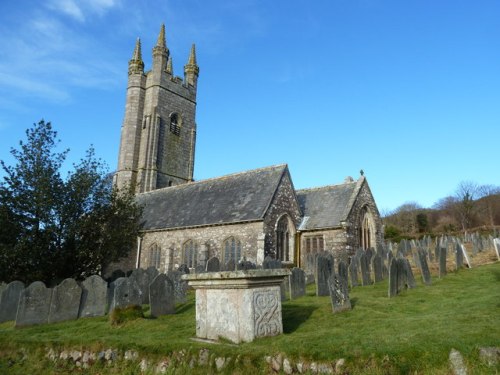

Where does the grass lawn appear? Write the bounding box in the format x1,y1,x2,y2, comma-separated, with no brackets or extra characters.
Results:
0,262,499,374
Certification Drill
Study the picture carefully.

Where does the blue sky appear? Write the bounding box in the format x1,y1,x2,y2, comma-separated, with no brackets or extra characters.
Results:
0,0,499,214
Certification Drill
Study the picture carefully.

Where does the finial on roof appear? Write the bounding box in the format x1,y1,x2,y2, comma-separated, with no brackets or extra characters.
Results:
166,57,173,74
156,23,167,48
187,44,197,65
184,43,199,87
360,169,364,176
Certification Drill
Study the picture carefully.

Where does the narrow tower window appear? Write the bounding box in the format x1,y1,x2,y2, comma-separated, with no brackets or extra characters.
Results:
169,113,181,136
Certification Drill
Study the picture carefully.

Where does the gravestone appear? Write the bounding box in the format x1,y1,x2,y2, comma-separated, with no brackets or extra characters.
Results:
305,253,316,276
418,249,432,285
337,260,348,287
371,253,383,283
146,266,160,283
79,275,107,318
0,281,25,323
289,267,306,299
460,244,472,268
315,252,334,296
348,258,359,287
396,258,407,292
439,245,447,278
206,256,220,272
328,274,351,313
149,273,175,317
263,256,282,270
48,278,82,324
15,281,52,327
455,243,464,270
195,265,206,274
109,277,142,311
129,268,150,304
402,258,417,289
224,259,236,271
108,269,125,283
167,270,187,304
493,238,500,261
365,247,374,264
359,253,371,286
237,260,257,271
388,258,398,297
178,264,190,274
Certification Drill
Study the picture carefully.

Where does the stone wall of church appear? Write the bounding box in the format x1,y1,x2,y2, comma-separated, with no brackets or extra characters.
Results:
299,228,350,267
138,221,264,272
262,171,302,259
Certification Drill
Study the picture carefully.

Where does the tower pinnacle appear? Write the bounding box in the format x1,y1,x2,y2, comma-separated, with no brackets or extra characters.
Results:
128,38,144,75
184,44,199,88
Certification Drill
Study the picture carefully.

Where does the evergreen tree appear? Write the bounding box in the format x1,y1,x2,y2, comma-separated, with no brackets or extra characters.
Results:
0,120,142,283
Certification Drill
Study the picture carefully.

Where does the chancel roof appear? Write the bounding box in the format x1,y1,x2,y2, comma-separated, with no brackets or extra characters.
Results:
137,164,289,230
296,177,364,230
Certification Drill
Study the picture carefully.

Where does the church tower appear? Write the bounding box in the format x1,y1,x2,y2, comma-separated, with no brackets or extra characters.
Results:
114,24,199,193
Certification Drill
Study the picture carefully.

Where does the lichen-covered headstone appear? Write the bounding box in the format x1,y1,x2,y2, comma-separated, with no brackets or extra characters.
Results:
167,270,187,304
129,268,150,304
206,256,220,272
337,260,348,287
146,266,160,284
48,278,82,324
289,267,306,299
348,258,359,287
79,275,107,318
263,256,282,270
418,249,432,285
15,281,52,327
439,245,447,278
402,258,416,289
0,281,25,323
371,253,383,283
237,260,257,271
359,253,371,286
388,258,398,298
109,277,142,311
315,252,334,296
328,274,351,313
149,274,175,317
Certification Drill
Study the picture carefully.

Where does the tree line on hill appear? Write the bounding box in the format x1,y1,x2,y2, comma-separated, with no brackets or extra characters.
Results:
0,121,143,285
383,181,500,241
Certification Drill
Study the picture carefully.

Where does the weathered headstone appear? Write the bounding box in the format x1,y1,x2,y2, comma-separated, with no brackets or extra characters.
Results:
195,265,206,274
439,245,447,278
359,253,371,286
396,258,407,292
149,274,175,317
109,277,142,311
129,268,150,304
237,260,257,270
371,253,383,283
0,281,25,323
79,275,107,318
15,281,52,327
455,243,464,270
167,270,187,304
178,264,190,274
108,269,125,283
289,268,306,299
206,256,220,272
365,247,374,265
224,259,236,272
337,261,348,287
146,266,160,283
402,258,417,289
418,249,432,285
263,256,282,270
348,258,359,287
460,244,472,268
48,278,82,324
328,274,351,313
388,258,398,297
315,252,334,296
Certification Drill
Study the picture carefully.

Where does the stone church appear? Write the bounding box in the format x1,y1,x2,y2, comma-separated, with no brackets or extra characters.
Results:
113,25,383,273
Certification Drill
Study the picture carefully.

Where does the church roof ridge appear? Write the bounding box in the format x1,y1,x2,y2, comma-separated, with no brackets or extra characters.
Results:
137,163,288,197
296,179,358,193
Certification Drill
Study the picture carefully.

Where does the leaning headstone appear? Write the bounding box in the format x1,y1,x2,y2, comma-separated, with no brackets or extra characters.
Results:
79,275,108,318
371,253,383,283
315,252,334,296
48,278,82,324
109,277,142,311
206,256,220,272
348,258,359,287
460,244,472,268
359,253,371,286
15,281,52,327
328,274,351,313
455,243,464,270
402,258,417,289
418,249,432,285
167,270,187,304
439,245,447,278
0,281,25,323
493,238,500,261
388,258,398,297
149,274,175,317
289,268,306,299
129,268,150,304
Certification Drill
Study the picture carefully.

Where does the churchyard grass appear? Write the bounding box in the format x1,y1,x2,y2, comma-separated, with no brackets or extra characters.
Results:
1,262,499,374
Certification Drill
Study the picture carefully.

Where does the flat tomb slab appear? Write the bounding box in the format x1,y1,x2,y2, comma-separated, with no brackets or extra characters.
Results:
183,269,290,343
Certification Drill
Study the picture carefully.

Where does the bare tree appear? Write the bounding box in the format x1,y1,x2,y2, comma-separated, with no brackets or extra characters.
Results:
454,181,479,233
477,184,500,228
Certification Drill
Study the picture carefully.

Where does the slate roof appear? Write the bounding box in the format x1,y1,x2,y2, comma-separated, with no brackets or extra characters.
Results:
296,177,364,230
137,164,288,230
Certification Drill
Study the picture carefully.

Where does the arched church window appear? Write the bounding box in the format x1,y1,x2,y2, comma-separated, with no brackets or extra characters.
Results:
223,237,241,262
183,240,198,268
276,215,290,261
359,207,373,250
149,243,161,269
169,113,181,136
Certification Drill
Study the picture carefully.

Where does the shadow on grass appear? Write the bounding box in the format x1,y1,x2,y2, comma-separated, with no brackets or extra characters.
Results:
175,301,195,314
282,303,317,334
350,297,359,309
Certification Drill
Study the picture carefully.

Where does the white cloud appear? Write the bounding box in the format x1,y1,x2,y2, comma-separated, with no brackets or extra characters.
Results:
45,0,120,22
47,0,85,22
